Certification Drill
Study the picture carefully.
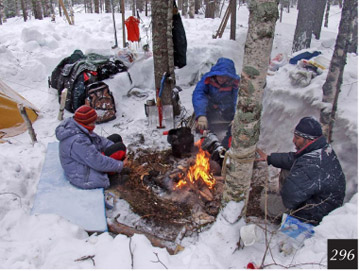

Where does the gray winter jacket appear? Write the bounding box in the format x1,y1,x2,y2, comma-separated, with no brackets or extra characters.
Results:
267,136,346,225
55,117,124,189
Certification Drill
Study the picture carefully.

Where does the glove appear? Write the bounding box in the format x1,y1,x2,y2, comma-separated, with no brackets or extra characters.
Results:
196,116,208,130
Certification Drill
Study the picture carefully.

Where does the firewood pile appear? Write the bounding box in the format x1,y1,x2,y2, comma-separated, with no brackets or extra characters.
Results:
106,147,224,254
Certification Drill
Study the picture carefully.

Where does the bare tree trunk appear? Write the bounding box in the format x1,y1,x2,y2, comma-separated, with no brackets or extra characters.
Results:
152,0,176,106
348,6,358,54
223,0,278,203
230,0,236,40
178,0,183,11
182,0,188,16
49,0,55,14
215,0,221,18
105,0,111,12
58,0,62,16
136,0,143,12
292,0,315,52
121,0,126,47
195,0,200,14
145,0,148,16
21,0,28,21
132,0,135,16
0,0,3,25
279,0,283,22
189,0,195,18
32,0,43,19
324,0,330,27
15,0,21,16
313,0,326,39
205,0,215,18
94,0,100,13
320,0,356,143
42,0,51,17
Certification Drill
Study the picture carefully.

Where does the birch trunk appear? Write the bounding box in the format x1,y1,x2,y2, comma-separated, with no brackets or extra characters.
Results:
223,0,278,203
324,0,331,27
320,0,357,142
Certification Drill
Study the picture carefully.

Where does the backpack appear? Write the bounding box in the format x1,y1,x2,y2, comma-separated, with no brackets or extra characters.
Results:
85,82,116,123
50,50,127,113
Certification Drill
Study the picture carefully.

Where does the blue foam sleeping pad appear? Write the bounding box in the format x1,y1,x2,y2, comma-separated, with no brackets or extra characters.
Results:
32,142,108,232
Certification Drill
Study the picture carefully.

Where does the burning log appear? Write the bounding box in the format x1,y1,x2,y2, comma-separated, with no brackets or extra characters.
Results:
198,185,213,202
108,220,184,255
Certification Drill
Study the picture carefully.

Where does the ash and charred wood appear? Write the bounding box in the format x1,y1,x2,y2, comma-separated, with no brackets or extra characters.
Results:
108,220,184,255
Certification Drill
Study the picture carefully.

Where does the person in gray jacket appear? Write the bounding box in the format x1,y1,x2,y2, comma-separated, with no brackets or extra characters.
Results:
55,105,128,189
256,117,346,225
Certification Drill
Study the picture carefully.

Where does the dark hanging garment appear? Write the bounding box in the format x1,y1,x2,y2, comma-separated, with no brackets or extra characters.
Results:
172,2,187,68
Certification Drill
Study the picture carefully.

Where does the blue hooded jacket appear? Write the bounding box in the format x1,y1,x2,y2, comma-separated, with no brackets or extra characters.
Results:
55,117,124,189
192,58,240,120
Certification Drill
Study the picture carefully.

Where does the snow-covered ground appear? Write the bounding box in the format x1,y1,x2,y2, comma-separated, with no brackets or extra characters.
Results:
0,4,357,269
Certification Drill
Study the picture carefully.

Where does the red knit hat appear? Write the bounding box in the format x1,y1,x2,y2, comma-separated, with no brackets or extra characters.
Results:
74,105,97,126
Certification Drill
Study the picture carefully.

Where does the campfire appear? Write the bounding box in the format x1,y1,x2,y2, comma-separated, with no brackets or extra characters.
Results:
175,140,216,190
106,139,225,254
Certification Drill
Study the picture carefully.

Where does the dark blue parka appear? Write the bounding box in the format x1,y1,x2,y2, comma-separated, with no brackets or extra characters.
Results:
192,58,240,121
55,117,124,189
267,136,346,225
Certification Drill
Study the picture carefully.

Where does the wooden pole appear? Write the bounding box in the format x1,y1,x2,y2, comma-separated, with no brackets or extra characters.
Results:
58,88,68,121
121,0,126,47
230,0,236,40
111,0,118,48
59,0,73,25
213,4,231,39
18,104,37,145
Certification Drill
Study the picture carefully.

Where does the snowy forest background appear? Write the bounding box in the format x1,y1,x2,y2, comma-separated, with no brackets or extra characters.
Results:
0,0,358,269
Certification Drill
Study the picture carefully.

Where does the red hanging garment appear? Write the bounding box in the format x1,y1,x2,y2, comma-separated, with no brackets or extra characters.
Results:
125,16,140,42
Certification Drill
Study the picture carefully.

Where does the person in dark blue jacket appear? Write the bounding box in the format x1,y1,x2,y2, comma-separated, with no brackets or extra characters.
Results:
192,57,240,148
55,105,128,189
256,117,346,225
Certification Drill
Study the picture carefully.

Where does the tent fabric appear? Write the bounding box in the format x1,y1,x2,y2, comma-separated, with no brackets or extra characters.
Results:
0,79,39,138
125,16,140,42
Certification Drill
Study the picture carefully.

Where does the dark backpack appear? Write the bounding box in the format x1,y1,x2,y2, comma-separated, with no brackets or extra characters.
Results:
85,82,116,123
50,50,127,113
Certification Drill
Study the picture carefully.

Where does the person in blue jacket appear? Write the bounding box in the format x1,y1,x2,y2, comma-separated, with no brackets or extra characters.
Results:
256,117,346,225
55,105,128,189
192,57,240,148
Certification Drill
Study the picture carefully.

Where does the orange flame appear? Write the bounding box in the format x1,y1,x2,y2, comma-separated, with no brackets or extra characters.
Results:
175,140,216,190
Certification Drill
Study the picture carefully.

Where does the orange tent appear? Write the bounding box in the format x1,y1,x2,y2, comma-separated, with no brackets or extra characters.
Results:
0,79,39,139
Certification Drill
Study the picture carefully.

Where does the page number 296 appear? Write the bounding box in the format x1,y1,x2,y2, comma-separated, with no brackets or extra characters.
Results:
328,239,357,269
330,248,356,261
